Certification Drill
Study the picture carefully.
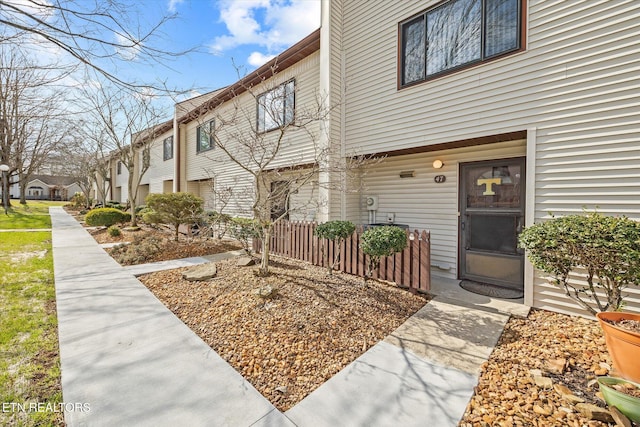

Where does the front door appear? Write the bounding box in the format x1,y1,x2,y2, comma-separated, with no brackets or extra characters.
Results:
459,158,525,290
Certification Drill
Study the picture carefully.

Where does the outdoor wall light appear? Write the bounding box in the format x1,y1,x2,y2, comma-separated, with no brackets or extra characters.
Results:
432,159,444,169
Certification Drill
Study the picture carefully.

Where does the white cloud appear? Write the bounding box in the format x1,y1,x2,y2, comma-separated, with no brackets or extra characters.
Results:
247,51,276,67
209,0,320,64
167,0,185,13
114,32,142,61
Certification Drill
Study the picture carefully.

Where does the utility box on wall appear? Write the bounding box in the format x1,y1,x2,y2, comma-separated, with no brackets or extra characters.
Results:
365,195,378,211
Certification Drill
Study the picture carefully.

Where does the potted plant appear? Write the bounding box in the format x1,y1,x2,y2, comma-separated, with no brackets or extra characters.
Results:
519,211,640,381
597,376,640,423
596,312,640,383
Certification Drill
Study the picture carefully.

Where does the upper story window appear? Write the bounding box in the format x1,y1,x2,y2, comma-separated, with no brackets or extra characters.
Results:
116,161,122,175
196,120,214,153
163,136,173,161
257,79,295,133
400,0,523,87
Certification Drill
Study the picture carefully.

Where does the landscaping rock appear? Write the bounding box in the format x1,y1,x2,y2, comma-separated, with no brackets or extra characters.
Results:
576,403,614,423
545,357,567,375
554,383,585,405
182,263,217,281
236,256,256,266
533,375,553,389
610,406,632,427
253,285,277,299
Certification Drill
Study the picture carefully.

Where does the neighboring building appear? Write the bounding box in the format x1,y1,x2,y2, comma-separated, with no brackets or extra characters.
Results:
96,0,640,316
173,30,322,217
9,175,81,201
135,120,174,206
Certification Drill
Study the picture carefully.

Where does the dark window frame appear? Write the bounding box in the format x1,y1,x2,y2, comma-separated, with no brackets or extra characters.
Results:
398,0,526,89
196,119,215,153
116,161,122,175
256,79,296,133
163,136,174,161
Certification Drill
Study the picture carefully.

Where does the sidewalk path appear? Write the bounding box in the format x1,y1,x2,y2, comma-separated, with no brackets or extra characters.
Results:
51,206,529,426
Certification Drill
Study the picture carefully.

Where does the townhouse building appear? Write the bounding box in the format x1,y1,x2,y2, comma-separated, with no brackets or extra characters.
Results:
105,0,639,316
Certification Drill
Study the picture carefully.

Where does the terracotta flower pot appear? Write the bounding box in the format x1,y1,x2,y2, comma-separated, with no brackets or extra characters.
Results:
597,376,640,423
596,312,640,383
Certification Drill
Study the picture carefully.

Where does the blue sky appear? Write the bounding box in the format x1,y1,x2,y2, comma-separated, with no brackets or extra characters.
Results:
122,0,321,95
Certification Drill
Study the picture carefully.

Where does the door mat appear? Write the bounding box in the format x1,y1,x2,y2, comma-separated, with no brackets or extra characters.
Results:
459,280,524,299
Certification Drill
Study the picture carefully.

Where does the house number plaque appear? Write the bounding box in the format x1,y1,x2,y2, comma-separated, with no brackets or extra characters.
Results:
434,175,446,183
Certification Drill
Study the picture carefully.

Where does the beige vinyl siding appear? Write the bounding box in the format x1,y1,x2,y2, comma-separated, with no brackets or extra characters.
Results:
351,140,526,280
182,52,321,219
113,161,128,203
140,130,174,189
337,0,640,315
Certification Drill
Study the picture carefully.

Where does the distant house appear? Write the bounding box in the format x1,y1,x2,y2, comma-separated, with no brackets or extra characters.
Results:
10,175,81,201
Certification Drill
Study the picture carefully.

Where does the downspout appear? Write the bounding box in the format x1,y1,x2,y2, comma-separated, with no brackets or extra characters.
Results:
339,5,346,220
173,108,180,192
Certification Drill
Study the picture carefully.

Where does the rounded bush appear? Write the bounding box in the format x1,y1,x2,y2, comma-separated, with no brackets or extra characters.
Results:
107,225,122,237
85,207,131,227
314,220,356,241
360,225,408,258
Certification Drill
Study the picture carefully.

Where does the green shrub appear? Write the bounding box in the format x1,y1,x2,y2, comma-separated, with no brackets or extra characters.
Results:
70,192,90,209
360,226,408,280
144,192,204,241
519,211,640,314
105,201,126,210
109,234,163,265
229,217,262,254
314,220,356,274
107,225,121,237
85,207,131,227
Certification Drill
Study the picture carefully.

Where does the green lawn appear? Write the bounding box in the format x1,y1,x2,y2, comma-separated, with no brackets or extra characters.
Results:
0,201,66,229
0,201,64,426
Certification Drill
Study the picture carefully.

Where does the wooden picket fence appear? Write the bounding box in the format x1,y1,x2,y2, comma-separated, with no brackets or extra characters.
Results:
253,221,431,293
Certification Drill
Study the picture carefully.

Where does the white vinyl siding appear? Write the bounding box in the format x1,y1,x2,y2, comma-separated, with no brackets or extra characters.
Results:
351,140,526,280
333,0,640,315
182,52,321,219
139,130,174,194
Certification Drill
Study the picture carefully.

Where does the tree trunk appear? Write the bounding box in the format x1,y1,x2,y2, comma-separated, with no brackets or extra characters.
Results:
260,227,271,275
19,180,26,204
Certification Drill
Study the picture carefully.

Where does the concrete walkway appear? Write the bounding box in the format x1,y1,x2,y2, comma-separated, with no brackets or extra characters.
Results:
51,206,529,426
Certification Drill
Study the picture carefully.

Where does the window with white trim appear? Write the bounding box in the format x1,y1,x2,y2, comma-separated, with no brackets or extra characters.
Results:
196,120,214,153
163,136,173,161
257,80,295,133
400,0,522,87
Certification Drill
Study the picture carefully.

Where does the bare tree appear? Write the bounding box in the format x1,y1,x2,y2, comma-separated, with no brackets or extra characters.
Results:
0,44,70,205
82,82,168,225
0,0,189,91
199,67,375,275
56,131,99,208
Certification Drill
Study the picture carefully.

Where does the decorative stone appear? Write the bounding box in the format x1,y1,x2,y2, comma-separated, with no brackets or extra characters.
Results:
554,384,585,405
610,406,632,427
545,357,567,375
254,285,278,299
575,403,614,423
533,404,552,416
534,375,553,389
237,256,256,266
182,263,217,281
275,386,288,394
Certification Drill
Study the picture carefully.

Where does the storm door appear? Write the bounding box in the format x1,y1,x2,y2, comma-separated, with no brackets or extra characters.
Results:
459,158,525,290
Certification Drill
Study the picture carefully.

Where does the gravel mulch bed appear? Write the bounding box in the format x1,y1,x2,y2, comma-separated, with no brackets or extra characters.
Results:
138,256,429,411
460,309,622,427
88,227,241,265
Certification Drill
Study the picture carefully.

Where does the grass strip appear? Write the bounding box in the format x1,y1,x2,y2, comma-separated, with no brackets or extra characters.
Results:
0,204,64,426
